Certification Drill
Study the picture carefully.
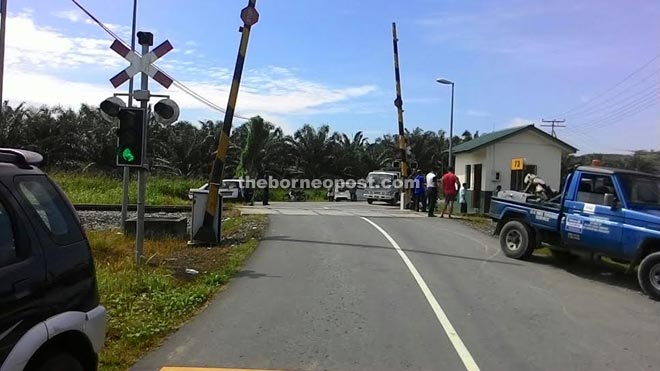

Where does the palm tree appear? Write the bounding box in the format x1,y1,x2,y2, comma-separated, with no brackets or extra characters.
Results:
236,116,285,179
334,131,368,177
286,124,337,179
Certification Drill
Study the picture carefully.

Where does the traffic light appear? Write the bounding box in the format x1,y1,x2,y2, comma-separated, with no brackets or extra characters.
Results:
116,108,146,167
153,98,180,125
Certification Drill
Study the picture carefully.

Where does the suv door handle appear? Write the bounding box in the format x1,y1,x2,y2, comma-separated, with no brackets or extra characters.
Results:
13,279,31,299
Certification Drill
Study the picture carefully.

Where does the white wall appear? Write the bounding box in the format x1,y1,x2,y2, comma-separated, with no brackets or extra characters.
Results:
488,130,566,191
454,149,487,190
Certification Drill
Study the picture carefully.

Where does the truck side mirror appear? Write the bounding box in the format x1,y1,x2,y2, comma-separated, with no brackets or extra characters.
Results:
603,193,616,208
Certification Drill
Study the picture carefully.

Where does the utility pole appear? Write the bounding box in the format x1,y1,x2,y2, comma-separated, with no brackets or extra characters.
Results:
541,119,566,137
391,22,409,211
0,0,7,109
121,0,138,231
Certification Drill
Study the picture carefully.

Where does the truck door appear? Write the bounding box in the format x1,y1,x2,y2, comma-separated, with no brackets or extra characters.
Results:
562,172,624,256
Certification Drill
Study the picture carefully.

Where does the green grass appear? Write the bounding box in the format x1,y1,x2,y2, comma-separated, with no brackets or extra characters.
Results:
49,172,333,205
90,214,265,371
50,172,203,205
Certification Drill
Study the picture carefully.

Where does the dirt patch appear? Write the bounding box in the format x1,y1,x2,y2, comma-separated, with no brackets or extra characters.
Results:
144,214,266,275
460,216,496,236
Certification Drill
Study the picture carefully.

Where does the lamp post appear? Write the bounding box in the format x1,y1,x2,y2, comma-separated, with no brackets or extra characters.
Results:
437,78,454,169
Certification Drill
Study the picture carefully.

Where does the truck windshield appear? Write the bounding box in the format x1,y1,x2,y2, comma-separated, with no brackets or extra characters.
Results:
367,174,394,187
619,174,660,207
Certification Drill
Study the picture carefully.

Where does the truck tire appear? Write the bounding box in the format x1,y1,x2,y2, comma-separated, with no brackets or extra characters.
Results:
637,252,660,300
367,199,373,205
499,220,534,260
34,352,84,371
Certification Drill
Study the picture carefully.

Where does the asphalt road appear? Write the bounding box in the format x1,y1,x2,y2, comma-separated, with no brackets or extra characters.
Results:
133,202,660,371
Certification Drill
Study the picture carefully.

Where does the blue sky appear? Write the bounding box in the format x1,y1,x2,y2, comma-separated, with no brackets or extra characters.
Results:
4,0,660,154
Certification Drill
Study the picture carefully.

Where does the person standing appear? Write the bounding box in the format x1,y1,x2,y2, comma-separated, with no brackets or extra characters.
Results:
413,170,426,212
459,182,468,215
440,166,460,218
425,166,439,217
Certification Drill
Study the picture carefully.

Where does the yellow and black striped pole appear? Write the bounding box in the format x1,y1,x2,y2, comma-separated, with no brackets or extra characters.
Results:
392,22,409,210
195,0,258,243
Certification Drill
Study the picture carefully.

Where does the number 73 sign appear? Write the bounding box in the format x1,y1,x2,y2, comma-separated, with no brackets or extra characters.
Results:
511,158,524,170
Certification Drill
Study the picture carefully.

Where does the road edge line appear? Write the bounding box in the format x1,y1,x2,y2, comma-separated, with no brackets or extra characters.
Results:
361,217,480,371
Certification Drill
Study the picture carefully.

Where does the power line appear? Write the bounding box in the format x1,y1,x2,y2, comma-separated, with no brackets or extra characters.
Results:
566,84,659,126
550,51,660,118
577,90,660,131
70,0,250,121
564,68,660,120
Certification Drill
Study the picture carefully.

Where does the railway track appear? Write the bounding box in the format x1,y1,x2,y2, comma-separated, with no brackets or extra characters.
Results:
73,204,191,212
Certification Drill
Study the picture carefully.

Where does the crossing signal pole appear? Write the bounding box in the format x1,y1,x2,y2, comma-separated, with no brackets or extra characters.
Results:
541,119,566,137
195,0,259,244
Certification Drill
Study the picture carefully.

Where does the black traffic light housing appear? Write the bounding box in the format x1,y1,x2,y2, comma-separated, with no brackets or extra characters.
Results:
116,108,146,167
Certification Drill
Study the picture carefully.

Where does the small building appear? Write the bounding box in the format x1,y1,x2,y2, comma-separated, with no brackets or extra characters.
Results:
452,124,577,213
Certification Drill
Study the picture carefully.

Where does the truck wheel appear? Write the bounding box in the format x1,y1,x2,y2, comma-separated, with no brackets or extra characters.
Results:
638,252,660,300
367,199,373,204
499,220,534,259
34,352,84,371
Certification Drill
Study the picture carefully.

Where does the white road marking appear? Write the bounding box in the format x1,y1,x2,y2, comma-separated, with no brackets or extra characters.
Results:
361,217,481,371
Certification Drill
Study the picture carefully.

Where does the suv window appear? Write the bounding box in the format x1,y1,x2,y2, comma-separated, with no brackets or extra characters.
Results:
0,201,18,267
16,177,83,245
577,173,618,205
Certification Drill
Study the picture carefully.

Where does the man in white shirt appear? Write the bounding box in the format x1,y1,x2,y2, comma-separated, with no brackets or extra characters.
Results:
425,166,439,217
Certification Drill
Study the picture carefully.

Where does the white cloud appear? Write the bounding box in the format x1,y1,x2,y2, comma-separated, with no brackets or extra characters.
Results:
506,117,536,128
4,11,377,128
6,12,122,71
53,10,81,23
6,70,112,108
105,23,133,42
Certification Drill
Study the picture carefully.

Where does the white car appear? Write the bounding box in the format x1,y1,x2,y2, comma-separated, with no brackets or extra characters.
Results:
333,183,362,201
188,179,249,201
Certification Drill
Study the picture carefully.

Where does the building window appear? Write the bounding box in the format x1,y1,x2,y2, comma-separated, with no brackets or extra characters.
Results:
465,165,471,189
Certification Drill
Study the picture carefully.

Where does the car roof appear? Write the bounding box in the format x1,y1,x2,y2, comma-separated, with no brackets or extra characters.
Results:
0,149,45,177
577,166,659,178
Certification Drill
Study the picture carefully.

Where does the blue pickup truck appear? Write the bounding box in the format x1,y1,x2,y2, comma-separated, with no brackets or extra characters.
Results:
489,166,660,300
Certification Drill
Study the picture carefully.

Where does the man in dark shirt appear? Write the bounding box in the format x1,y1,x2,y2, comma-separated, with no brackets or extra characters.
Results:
413,170,426,212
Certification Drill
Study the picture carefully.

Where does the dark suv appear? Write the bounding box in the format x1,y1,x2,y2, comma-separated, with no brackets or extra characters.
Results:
0,149,105,371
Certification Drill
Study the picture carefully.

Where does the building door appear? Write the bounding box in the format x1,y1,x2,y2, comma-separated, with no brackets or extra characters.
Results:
510,165,537,191
473,164,482,209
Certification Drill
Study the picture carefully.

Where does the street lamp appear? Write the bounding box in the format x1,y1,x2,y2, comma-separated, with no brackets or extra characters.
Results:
437,78,455,169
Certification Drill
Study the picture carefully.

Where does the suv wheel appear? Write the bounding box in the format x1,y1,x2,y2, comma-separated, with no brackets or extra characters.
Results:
499,220,534,260
638,252,660,300
34,352,84,371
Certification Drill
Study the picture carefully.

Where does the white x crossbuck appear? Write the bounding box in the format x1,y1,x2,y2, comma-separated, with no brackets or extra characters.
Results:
109,39,174,88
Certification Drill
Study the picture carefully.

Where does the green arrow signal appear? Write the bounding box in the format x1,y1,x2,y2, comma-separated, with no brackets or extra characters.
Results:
121,148,135,162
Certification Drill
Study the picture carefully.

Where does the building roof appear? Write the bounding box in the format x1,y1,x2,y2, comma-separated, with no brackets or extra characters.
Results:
452,125,577,154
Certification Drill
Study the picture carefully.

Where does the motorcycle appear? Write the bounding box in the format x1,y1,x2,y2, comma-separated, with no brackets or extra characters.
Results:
288,189,307,202
523,173,557,201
